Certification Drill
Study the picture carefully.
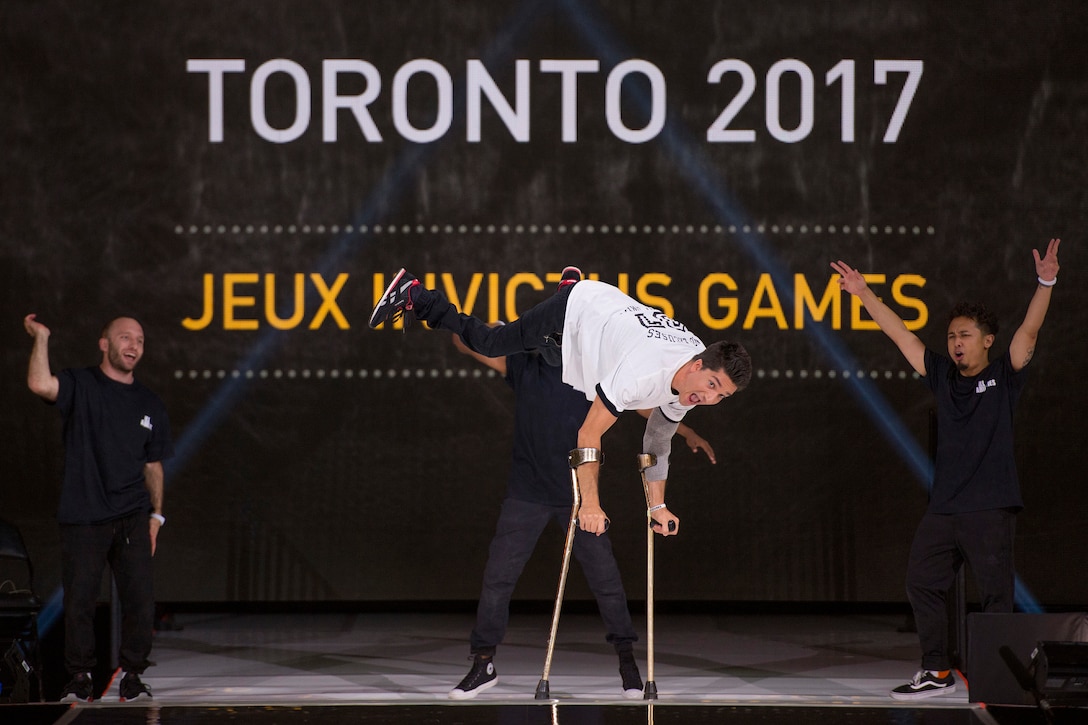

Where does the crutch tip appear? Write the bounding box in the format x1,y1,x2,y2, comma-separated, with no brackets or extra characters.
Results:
643,681,659,700
534,679,551,700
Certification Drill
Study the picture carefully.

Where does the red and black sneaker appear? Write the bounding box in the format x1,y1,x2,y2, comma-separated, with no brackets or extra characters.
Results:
557,265,582,290
369,268,421,328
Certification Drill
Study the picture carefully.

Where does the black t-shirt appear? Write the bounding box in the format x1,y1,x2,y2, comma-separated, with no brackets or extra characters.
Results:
53,366,174,524
924,349,1025,513
505,352,591,506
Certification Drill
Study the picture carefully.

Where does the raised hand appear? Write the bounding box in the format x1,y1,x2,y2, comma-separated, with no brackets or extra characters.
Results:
830,260,869,296
24,313,51,339
1033,238,1061,282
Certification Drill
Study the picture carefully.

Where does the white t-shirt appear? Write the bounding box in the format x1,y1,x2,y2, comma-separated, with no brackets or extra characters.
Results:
561,281,706,420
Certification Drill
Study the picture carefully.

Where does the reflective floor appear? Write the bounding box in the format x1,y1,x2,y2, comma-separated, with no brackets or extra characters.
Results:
4,610,1081,723
138,610,942,704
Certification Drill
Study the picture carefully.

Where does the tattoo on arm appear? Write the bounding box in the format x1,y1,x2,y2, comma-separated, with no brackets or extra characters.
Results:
1022,346,1035,367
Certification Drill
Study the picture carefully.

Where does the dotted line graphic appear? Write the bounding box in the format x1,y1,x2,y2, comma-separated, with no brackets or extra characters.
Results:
174,368,504,381
174,368,920,381
172,220,933,384
173,223,937,237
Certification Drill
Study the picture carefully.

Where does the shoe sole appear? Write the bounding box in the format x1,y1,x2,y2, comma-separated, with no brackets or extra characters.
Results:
622,688,644,700
448,677,498,700
369,268,408,328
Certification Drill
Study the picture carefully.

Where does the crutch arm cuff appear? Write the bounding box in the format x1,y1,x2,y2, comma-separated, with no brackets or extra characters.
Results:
569,447,604,468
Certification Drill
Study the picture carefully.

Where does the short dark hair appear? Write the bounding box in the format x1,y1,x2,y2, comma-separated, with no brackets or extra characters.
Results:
694,340,752,391
948,302,998,337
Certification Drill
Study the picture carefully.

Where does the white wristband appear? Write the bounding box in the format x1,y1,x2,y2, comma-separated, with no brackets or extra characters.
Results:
1038,276,1057,287
648,503,667,513
150,513,166,526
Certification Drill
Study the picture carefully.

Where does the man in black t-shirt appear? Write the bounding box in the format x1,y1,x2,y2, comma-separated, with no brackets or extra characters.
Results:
24,314,174,703
446,332,718,700
831,238,1061,701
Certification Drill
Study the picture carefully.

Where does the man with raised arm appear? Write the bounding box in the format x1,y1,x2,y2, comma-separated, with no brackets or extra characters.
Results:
830,238,1061,700
24,314,173,703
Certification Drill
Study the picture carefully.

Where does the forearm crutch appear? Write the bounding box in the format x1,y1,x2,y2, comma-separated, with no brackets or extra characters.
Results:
637,452,673,700
535,446,603,700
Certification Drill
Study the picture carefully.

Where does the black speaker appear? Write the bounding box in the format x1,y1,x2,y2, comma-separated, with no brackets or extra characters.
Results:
1031,641,1088,706
967,612,1088,705
0,639,33,703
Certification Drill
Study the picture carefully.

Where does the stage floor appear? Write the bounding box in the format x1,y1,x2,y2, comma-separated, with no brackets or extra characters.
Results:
5,610,1079,723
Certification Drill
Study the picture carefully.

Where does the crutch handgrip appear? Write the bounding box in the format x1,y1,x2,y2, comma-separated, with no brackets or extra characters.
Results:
649,519,677,532
569,447,603,468
574,517,610,532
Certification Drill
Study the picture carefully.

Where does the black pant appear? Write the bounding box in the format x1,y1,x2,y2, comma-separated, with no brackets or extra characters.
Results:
905,509,1016,670
416,282,572,363
60,512,154,675
470,498,638,656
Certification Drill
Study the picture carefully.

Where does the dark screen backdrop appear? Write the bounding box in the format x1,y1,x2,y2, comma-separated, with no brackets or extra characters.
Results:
2,1,1086,606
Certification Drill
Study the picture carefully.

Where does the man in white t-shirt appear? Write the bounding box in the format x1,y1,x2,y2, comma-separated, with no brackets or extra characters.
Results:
369,267,752,536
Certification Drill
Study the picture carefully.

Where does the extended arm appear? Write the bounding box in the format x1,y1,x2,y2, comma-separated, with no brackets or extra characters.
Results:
830,261,927,375
450,333,507,375
574,396,619,536
24,314,60,401
637,408,716,463
1008,238,1060,371
144,461,165,555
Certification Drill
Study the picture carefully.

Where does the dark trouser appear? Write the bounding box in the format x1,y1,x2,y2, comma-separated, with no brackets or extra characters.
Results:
60,512,154,675
470,497,638,656
905,509,1016,670
415,283,572,363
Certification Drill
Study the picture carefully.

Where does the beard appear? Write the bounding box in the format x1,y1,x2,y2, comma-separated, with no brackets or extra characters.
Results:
107,344,138,373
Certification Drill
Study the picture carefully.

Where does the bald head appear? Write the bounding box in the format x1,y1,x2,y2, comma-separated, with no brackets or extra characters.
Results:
99,317,145,381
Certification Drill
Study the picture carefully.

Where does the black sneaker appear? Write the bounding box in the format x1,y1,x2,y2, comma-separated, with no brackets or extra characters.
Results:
890,670,956,700
448,655,497,700
119,671,152,702
618,651,643,700
557,265,582,290
60,671,94,703
368,268,421,329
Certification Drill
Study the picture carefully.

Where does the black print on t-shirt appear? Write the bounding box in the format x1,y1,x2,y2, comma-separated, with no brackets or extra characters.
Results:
633,309,701,346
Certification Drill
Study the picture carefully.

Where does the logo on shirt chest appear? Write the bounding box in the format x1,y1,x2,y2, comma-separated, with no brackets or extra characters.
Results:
140,415,154,431
975,379,996,394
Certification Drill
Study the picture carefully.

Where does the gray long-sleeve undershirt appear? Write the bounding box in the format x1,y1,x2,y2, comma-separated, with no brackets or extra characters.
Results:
642,407,679,481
